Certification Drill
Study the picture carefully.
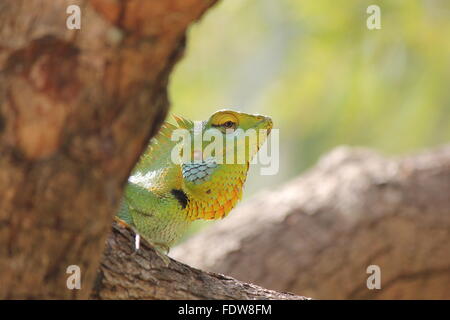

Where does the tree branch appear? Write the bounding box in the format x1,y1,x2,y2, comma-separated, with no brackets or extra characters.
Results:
91,222,308,300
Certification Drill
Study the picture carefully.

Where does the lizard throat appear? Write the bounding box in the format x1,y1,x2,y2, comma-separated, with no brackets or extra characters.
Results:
184,165,248,221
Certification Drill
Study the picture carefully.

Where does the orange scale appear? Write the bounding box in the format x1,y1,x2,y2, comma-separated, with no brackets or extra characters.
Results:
215,208,225,219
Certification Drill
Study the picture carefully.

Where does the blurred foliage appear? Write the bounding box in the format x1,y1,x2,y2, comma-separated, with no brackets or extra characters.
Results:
169,0,450,238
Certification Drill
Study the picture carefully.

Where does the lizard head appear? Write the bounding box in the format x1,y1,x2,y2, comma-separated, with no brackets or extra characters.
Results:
202,109,273,164
205,109,273,133
175,109,273,220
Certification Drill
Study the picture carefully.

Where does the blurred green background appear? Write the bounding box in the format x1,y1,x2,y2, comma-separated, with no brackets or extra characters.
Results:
169,0,450,237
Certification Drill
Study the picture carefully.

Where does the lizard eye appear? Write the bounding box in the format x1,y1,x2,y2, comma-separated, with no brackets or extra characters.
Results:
211,112,239,132
222,120,236,129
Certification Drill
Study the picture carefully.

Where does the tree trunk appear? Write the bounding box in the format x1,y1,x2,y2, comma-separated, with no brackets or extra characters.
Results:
0,0,217,299
172,146,450,299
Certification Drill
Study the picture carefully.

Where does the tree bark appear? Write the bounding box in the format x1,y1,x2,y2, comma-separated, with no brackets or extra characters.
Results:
0,0,217,299
91,221,308,300
172,146,450,299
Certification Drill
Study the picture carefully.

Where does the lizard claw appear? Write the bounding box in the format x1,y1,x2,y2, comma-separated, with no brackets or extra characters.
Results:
133,235,171,267
152,243,171,267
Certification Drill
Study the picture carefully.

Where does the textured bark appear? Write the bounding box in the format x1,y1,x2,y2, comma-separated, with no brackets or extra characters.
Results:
91,222,308,300
172,146,450,299
0,0,217,299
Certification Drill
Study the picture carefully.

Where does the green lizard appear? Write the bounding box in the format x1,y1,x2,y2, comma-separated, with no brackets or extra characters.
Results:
116,109,272,255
